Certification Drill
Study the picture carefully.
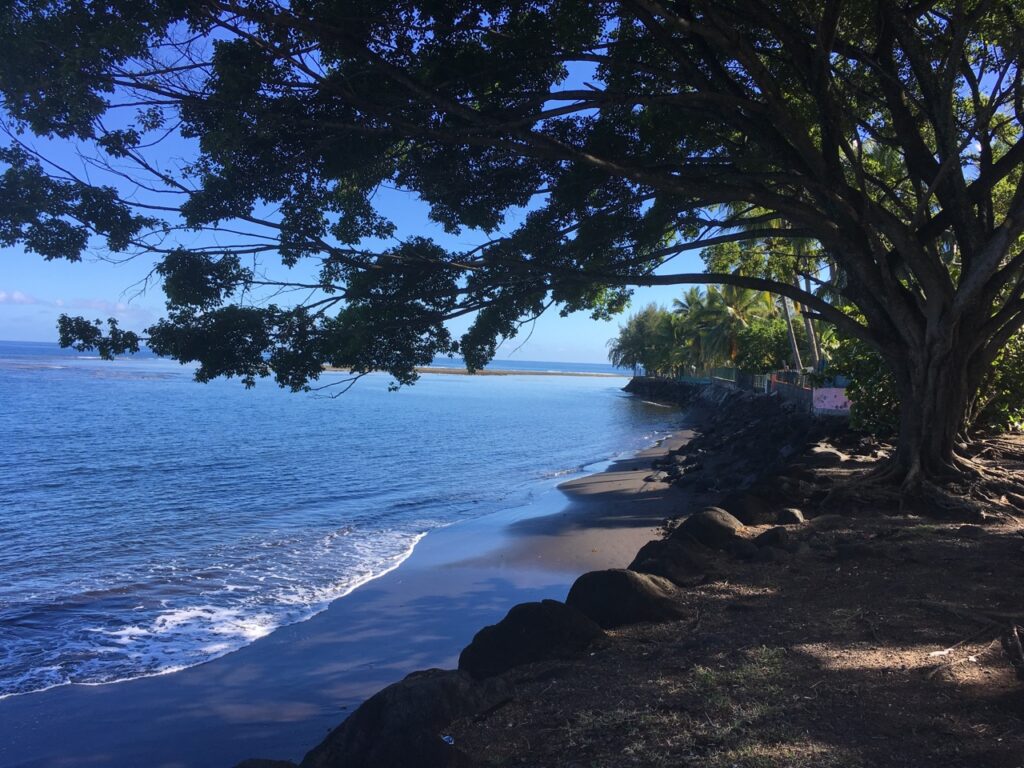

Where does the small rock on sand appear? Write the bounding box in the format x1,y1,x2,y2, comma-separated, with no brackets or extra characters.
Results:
727,538,760,561
957,524,984,539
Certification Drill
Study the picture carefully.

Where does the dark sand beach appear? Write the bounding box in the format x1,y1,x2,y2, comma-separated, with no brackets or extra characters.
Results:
0,427,690,768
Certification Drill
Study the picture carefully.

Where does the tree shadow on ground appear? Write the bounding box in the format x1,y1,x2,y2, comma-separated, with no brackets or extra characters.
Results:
450,517,1024,767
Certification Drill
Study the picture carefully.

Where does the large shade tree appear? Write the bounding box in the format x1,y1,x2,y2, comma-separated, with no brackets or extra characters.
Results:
2,0,1023,493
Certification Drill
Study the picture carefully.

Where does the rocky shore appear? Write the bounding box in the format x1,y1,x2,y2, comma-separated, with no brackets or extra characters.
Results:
238,379,1024,768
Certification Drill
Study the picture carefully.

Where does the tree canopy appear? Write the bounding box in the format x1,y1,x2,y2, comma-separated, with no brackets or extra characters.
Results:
2,0,1023,485
607,290,806,376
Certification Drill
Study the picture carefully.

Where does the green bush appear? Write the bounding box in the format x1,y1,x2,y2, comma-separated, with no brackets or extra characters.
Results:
825,336,900,436
734,318,791,374
827,333,1024,436
974,333,1024,431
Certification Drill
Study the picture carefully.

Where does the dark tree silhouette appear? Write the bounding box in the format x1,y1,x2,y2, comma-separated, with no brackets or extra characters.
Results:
1,1,1022,491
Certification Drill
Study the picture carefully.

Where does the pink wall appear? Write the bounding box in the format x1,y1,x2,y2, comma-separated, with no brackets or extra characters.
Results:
812,387,851,414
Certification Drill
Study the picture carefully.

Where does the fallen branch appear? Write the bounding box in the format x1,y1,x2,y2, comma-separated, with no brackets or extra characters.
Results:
928,622,1003,658
925,639,1001,681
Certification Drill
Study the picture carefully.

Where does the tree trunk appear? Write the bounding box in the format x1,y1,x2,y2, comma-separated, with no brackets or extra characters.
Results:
802,276,823,367
884,334,979,489
781,298,803,370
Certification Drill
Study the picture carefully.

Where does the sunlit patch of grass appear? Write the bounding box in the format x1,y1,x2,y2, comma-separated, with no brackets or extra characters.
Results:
713,740,868,768
684,647,796,759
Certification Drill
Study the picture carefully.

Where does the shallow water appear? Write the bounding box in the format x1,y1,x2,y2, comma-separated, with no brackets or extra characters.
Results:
0,341,677,698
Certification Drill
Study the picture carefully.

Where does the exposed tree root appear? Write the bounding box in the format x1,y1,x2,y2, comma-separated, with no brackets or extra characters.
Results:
818,434,1024,521
1004,626,1024,682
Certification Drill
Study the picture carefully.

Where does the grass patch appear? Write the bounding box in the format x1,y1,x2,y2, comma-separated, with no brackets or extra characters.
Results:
683,646,797,764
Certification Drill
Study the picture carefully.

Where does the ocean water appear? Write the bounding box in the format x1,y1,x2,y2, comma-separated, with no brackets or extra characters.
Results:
0,341,676,699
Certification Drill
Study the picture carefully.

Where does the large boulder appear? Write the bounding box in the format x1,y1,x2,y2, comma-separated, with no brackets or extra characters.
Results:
754,526,791,550
629,533,718,585
300,669,504,768
777,508,806,525
458,600,603,679
726,538,759,561
565,569,687,629
719,492,776,525
805,446,846,468
676,507,745,549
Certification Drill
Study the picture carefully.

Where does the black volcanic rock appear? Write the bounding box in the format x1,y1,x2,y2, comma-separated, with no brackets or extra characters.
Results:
566,569,687,628
629,533,718,584
458,599,603,679
676,507,745,549
300,669,505,768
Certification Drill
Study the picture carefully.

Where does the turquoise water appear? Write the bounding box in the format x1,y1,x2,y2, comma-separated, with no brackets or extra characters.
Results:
0,341,675,699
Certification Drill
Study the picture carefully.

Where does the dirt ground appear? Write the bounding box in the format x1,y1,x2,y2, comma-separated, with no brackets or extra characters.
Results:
448,436,1024,768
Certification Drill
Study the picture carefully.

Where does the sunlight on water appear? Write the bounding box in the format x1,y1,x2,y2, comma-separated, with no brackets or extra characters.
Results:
0,341,677,698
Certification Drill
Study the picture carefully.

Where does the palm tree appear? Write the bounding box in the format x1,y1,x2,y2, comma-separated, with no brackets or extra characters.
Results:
671,288,708,372
693,285,775,366
778,292,804,370
607,318,645,375
704,204,823,370
672,287,706,316
607,304,675,376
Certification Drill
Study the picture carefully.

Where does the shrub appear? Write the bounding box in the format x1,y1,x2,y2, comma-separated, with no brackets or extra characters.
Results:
828,333,1024,436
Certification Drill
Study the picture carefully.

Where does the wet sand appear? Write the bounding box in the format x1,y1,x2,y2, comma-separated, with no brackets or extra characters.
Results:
0,428,692,768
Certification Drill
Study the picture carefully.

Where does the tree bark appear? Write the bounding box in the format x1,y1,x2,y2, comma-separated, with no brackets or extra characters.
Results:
781,298,803,370
883,330,981,489
802,276,823,367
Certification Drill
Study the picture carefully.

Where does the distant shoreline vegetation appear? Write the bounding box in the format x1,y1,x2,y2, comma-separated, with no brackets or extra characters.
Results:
323,365,624,378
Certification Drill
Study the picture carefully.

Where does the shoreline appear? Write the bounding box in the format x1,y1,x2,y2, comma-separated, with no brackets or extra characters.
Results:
415,367,623,378
0,531,431,707
322,366,627,378
0,415,691,768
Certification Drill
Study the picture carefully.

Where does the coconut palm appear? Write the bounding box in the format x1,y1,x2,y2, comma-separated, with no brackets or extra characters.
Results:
607,317,645,375
607,304,676,376
671,288,708,372
692,285,776,366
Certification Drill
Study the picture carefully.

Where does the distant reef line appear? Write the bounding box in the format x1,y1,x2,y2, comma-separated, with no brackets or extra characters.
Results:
322,365,624,378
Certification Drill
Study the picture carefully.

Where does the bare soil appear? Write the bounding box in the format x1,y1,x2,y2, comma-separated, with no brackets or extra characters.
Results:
448,436,1024,768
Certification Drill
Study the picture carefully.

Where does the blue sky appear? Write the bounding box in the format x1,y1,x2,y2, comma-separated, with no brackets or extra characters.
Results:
0,52,705,365
0,188,697,364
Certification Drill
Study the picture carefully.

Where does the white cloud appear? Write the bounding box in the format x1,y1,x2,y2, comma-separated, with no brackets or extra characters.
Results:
0,290,37,305
75,298,132,313
0,291,152,322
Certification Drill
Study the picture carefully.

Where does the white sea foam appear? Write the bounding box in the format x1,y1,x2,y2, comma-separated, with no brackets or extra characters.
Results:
0,530,427,700
539,465,585,479
1,348,678,704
